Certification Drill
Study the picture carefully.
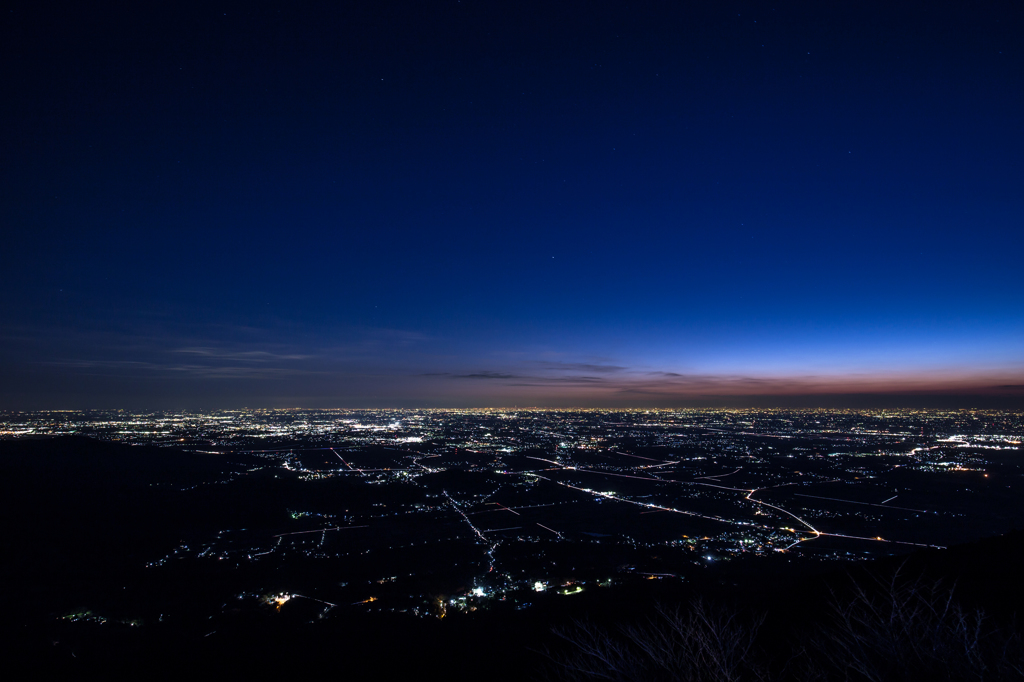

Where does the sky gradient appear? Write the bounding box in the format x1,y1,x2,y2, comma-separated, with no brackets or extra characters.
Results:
2,1,1022,409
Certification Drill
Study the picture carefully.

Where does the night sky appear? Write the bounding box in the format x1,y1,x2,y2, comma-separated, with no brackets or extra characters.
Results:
2,1,1022,409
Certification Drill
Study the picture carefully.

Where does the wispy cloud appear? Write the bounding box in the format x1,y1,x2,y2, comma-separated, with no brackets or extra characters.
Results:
172,347,313,361
508,376,608,386
533,361,627,373
411,366,1024,405
40,358,317,379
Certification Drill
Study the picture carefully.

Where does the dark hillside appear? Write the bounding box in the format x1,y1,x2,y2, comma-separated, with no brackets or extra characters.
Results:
2,436,1022,680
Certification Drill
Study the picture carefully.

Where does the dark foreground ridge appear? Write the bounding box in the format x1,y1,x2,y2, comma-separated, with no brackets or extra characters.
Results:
1,433,1022,680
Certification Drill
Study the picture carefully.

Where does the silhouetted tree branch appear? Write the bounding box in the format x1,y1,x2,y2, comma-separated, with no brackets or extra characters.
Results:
800,569,1024,681
542,600,767,682
543,570,1024,682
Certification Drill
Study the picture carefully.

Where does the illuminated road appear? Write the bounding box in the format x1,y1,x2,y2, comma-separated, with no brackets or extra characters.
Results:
536,523,564,539
526,451,950,553
443,489,498,571
272,526,367,538
815,531,944,549
793,493,933,514
535,473,756,529
695,467,743,480
330,448,358,472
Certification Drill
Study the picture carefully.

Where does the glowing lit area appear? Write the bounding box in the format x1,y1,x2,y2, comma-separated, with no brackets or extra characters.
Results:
261,592,293,609
533,581,547,592
471,587,486,597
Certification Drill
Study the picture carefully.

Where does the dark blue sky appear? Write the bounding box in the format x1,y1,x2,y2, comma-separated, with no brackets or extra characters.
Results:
2,1,1022,409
